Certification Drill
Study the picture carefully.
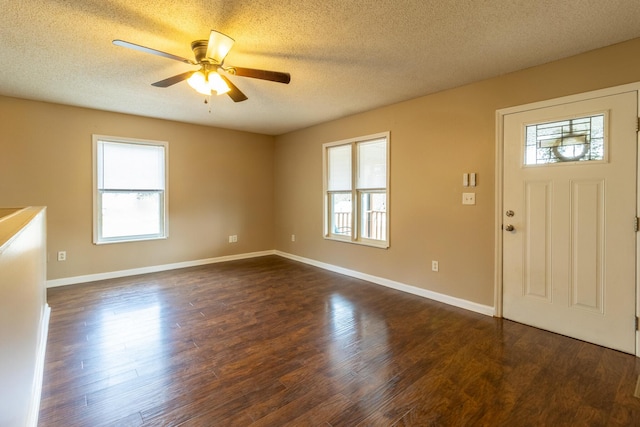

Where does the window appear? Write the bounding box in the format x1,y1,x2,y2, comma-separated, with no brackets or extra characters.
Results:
93,135,168,244
323,132,389,248
524,113,606,166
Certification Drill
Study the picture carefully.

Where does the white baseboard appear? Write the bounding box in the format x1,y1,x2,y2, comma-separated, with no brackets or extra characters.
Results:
27,304,50,427
46,250,276,288
46,249,494,317
275,251,495,317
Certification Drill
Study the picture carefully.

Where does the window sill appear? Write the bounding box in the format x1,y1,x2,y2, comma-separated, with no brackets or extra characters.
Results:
94,235,168,245
324,235,389,249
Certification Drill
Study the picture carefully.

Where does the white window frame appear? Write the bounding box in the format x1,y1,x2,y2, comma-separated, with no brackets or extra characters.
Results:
92,135,168,244
323,131,390,248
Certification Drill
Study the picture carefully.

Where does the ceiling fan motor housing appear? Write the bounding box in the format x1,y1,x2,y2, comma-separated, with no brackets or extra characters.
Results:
191,40,210,64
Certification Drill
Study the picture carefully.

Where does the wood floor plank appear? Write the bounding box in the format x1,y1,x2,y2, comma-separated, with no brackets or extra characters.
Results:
39,256,640,426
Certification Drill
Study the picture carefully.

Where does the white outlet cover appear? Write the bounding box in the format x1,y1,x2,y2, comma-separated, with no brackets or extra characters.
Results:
462,192,476,205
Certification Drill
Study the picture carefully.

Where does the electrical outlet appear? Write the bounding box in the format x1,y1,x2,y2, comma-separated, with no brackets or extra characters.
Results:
229,235,238,243
462,192,476,205
431,260,439,272
57,251,66,261
291,234,296,242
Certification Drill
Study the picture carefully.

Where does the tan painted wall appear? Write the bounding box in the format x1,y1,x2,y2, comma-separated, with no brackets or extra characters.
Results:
0,98,275,280
273,38,640,307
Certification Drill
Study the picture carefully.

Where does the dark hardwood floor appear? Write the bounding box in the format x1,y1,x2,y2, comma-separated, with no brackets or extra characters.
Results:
39,255,640,426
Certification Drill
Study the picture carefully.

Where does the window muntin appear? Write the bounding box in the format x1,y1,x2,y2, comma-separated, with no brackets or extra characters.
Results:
524,113,606,166
324,132,389,248
93,136,168,244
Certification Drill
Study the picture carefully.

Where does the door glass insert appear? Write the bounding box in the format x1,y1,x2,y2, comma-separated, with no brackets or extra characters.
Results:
524,113,605,165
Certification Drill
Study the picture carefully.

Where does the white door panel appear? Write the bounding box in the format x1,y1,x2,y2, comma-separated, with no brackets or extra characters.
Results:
503,91,637,354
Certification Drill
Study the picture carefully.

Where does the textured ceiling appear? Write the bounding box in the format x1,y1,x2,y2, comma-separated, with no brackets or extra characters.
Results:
1,0,640,135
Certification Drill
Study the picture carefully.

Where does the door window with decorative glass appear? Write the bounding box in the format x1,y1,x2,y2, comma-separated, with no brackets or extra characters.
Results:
524,113,606,166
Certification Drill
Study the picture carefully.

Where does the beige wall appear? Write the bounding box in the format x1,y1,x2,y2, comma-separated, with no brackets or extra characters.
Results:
0,98,275,280
273,38,640,307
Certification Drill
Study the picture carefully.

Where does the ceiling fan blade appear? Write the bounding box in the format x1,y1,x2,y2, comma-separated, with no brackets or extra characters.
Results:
218,74,248,102
229,67,291,84
205,30,235,64
151,71,195,88
113,40,196,65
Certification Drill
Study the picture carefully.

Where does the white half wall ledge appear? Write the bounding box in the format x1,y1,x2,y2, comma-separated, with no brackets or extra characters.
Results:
27,304,50,427
46,250,495,317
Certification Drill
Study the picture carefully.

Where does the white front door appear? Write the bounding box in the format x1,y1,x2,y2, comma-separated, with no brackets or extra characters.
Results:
502,90,638,354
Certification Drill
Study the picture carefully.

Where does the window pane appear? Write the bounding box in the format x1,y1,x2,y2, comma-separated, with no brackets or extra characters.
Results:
99,141,165,190
357,139,387,189
328,145,352,191
360,192,386,240
524,114,605,165
330,193,352,236
101,192,162,239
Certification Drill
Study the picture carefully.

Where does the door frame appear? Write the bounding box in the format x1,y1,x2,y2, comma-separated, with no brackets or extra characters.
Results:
494,82,640,356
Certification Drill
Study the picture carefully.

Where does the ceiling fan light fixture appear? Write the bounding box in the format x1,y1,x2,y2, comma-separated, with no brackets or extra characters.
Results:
206,30,235,64
114,30,289,103
207,72,231,95
187,70,211,95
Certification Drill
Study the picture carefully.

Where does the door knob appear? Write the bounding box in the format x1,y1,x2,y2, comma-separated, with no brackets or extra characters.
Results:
504,224,515,232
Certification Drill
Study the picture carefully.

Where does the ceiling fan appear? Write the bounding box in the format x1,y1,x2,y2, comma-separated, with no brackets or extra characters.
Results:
113,30,291,102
